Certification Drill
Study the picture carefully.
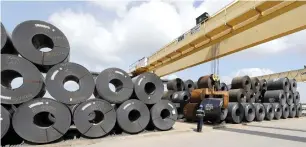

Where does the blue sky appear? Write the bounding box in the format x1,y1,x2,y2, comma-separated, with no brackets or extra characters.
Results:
1,1,305,102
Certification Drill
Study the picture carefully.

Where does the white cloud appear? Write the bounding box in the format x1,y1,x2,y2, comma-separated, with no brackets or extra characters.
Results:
245,30,306,55
90,0,135,17
48,0,235,72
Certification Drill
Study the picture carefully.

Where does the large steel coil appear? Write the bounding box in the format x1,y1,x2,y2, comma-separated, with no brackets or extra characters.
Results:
189,89,203,103
12,98,71,144
94,68,133,104
228,89,247,103
45,62,95,105
150,100,178,131
286,92,293,106
226,102,244,124
289,79,297,92
197,74,219,90
288,104,296,118
1,105,11,139
250,77,260,93
246,90,255,103
167,78,185,91
171,91,190,103
183,103,199,121
262,90,286,106
116,99,150,134
132,72,163,105
162,90,175,100
184,80,196,91
272,103,282,120
295,103,302,118
1,23,17,54
12,20,70,72
293,91,300,105
73,99,116,138
263,103,274,121
259,79,268,91
267,78,290,92
241,103,255,122
253,103,265,122
231,76,251,91
219,82,229,91
202,98,227,123
281,104,289,119
1,54,45,104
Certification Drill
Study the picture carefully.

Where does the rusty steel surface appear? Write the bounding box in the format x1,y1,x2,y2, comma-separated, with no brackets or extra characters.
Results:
189,88,229,108
183,103,199,121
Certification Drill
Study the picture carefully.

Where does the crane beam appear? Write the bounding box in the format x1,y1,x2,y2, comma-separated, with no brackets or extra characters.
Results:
153,2,306,77
256,68,306,82
130,1,306,77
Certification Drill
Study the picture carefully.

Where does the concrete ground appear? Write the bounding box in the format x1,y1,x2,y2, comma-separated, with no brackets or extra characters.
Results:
33,117,306,147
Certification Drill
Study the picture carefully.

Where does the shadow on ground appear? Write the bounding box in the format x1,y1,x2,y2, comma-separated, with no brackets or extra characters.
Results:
242,124,306,133
215,127,306,143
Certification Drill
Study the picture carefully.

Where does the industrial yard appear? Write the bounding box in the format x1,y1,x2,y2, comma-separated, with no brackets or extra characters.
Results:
1,0,306,146
14,117,306,147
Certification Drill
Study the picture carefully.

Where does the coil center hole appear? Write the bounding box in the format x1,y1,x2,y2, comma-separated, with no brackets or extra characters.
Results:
245,80,249,85
109,79,123,93
144,82,156,95
221,87,225,90
128,110,140,122
161,109,170,119
268,108,273,113
183,95,189,101
176,81,183,91
88,110,104,124
281,94,285,99
240,94,245,99
33,112,55,128
255,82,259,87
188,84,192,88
258,108,263,114
32,34,54,52
285,108,288,111
63,75,80,92
276,108,281,112
235,109,241,116
1,70,23,89
248,108,253,114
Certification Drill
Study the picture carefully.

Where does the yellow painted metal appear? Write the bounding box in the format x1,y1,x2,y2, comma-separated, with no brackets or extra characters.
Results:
256,68,306,82
152,2,306,76
131,1,306,76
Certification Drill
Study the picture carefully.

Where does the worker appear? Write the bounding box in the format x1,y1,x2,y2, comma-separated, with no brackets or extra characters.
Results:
196,104,205,132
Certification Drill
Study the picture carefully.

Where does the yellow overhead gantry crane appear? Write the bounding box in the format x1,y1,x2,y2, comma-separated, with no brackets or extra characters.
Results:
255,68,306,82
129,1,306,77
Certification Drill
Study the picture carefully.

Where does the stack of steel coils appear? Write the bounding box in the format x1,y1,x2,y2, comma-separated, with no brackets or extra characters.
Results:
262,78,302,119
224,76,302,124
162,78,194,119
181,74,303,125
1,20,177,145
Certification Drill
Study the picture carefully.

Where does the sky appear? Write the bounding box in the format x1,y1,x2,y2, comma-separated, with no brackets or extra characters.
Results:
1,0,306,102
